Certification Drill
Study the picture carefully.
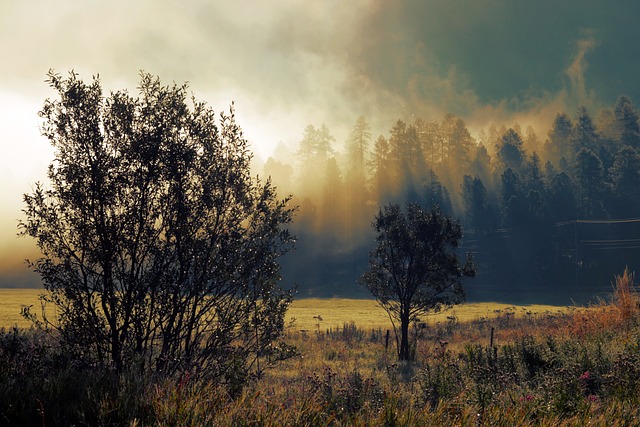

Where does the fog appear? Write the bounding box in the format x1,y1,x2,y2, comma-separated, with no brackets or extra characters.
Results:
2,1,640,300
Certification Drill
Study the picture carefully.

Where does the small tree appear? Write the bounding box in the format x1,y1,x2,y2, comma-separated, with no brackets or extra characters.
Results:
360,203,475,361
19,71,296,385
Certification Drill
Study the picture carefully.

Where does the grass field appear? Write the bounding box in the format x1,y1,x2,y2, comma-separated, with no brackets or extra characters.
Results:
287,297,576,331
3,278,638,425
0,288,43,329
0,288,575,330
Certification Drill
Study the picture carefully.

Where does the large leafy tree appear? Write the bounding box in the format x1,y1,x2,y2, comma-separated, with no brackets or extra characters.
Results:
20,71,296,384
360,203,475,361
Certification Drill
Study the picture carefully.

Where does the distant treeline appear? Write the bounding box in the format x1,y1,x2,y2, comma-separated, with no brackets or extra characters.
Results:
265,96,640,304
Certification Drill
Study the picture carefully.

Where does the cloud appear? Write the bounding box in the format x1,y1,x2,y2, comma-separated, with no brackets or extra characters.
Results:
2,1,634,144
2,0,639,283
564,35,598,109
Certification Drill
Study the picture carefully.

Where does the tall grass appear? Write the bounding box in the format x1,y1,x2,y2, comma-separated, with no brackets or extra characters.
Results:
613,267,639,322
3,275,640,425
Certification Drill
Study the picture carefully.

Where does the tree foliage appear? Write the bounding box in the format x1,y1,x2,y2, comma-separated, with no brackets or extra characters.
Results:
267,93,640,301
496,128,525,172
346,116,371,175
20,71,296,384
360,203,475,360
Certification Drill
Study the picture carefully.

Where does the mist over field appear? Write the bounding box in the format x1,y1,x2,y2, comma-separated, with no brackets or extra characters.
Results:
2,1,640,304
269,99,640,304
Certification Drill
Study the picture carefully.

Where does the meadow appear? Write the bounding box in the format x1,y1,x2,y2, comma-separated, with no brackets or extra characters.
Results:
2,281,640,425
0,288,44,329
0,288,573,331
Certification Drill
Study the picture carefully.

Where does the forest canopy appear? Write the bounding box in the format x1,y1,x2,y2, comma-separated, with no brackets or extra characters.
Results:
270,99,640,304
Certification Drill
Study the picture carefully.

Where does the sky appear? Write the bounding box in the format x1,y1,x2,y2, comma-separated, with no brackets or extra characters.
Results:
1,0,640,286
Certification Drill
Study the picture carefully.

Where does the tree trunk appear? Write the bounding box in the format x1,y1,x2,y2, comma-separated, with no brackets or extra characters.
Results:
399,312,410,361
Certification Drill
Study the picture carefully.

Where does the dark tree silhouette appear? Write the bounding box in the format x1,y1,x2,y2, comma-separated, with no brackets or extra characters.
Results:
424,170,452,215
546,112,574,169
574,148,605,218
614,95,640,148
496,128,525,172
469,143,493,189
415,119,441,169
609,146,640,217
442,114,474,173
360,203,475,360
573,106,599,153
500,168,522,210
548,172,577,222
346,116,372,175
525,152,546,195
369,135,392,202
20,71,296,384
461,175,489,234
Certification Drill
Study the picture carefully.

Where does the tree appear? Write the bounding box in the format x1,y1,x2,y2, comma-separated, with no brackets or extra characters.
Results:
344,117,373,236
346,116,371,175
360,203,475,361
369,135,392,202
574,148,605,218
320,157,345,245
500,168,524,228
496,128,525,172
614,95,640,148
416,119,441,169
461,175,489,234
500,168,522,211
548,172,577,222
572,106,599,154
424,169,453,216
387,120,411,192
525,152,545,195
469,143,492,189
20,71,296,385
263,157,294,196
524,125,541,155
609,146,640,217
442,114,474,173
295,123,335,193
545,112,574,168
296,124,335,165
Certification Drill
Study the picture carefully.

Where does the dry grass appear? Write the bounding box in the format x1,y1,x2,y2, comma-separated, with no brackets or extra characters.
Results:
613,267,639,322
287,297,575,332
0,288,43,329
0,288,577,331
3,279,640,425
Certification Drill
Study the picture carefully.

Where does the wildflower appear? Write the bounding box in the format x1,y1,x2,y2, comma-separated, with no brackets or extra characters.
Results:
579,371,590,381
